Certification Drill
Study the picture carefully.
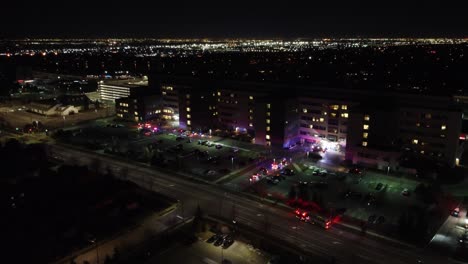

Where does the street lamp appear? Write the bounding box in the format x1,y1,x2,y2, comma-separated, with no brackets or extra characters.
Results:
231,157,234,169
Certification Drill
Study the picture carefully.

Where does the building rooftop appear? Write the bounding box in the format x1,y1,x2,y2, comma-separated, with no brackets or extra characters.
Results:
100,77,148,88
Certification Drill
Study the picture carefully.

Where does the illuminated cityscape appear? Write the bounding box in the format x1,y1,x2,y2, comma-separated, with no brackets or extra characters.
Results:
1,2,468,264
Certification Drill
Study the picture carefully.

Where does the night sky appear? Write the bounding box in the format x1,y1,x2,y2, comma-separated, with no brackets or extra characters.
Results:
1,0,467,38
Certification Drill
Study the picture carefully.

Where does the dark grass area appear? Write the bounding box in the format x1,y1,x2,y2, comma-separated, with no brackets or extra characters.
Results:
0,140,175,263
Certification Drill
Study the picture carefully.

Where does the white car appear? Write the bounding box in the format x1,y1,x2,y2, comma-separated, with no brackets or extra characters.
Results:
401,188,410,196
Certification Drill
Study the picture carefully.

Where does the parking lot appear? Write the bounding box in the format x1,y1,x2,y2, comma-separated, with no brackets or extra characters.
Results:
53,118,449,243
225,158,442,240
56,122,266,182
146,231,268,264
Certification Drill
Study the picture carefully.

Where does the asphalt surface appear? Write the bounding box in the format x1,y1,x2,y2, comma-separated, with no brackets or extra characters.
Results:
49,144,458,264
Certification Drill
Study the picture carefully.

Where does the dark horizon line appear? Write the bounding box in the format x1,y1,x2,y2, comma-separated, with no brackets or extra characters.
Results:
1,35,468,41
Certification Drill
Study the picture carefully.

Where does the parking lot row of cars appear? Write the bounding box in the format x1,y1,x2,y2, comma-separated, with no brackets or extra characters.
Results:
206,233,235,249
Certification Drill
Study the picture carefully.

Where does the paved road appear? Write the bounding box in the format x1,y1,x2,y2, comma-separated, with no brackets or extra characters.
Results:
49,144,458,264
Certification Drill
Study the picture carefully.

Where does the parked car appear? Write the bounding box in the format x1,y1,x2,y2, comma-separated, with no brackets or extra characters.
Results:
401,188,410,196
375,183,383,191
207,234,220,243
214,236,225,247
267,178,280,185
376,216,386,224
222,236,234,249
280,168,295,176
451,208,460,217
205,170,216,176
215,144,223,149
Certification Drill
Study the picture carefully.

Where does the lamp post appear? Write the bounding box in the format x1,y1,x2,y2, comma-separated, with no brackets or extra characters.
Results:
231,157,234,170
221,247,224,263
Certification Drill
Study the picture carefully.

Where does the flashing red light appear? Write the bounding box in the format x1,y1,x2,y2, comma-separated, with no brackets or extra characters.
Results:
302,212,307,216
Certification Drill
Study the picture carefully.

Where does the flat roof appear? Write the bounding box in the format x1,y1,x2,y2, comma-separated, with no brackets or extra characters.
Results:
100,78,148,88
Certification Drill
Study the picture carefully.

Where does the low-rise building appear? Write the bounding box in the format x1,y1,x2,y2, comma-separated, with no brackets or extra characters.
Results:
98,77,149,102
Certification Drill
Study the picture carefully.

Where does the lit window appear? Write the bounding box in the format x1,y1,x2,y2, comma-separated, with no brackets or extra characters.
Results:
330,105,339,111
364,115,370,121
425,113,432,119
412,139,418,144
362,141,368,147
341,113,349,118
249,96,254,100
266,126,270,131
303,108,308,113
441,125,446,130
363,124,369,130
187,120,191,125
249,123,253,127
323,112,327,115
266,135,271,140
249,109,253,113
416,123,420,127
217,91,221,96
266,119,270,124
319,117,324,122
186,94,190,99
187,114,191,119
267,103,271,109
363,132,368,139
249,116,253,120
186,107,191,112
341,105,348,110
309,124,313,129
331,113,337,117
134,111,138,115
267,112,271,116
230,93,234,98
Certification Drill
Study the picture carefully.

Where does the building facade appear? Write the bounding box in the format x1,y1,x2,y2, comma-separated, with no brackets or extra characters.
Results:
98,77,149,102
154,75,463,167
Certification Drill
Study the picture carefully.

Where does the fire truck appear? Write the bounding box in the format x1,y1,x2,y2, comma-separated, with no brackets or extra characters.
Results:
294,209,332,229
